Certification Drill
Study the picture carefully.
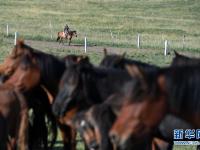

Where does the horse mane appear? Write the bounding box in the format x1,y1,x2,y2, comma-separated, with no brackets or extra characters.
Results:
124,64,200,116
100,54,158,73
160,65,200,113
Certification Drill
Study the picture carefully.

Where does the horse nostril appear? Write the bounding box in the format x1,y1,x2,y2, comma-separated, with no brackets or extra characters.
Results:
89,140,99,149
110,132,119,144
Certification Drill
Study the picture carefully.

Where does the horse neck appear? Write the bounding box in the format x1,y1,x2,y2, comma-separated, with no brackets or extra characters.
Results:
161,66,200,117
33,51,66,97
88,68,131,103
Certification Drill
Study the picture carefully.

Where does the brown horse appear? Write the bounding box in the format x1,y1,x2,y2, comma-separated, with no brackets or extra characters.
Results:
57,30,77,46
1,40,90,150
0,53,41,150
0,86,28,150
109,64,200,148
4,53,40,92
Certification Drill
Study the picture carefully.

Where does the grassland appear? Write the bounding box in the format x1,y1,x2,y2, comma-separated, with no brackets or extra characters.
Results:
0,0,200,150
0,0,200,51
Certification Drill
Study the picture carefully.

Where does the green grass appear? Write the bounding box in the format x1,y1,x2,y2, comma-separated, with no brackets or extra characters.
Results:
0,0,200,51
0,0,200,149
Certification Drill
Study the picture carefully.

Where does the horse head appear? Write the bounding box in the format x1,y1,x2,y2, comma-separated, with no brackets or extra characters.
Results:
0,40,34,77
100,52,126,69
52,57,93,118
5,52,40,92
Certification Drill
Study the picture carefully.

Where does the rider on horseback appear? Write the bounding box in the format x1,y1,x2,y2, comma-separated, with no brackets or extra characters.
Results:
64,24,70,37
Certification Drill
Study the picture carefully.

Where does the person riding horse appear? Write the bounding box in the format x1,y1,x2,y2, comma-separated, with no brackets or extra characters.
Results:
64,24,70,37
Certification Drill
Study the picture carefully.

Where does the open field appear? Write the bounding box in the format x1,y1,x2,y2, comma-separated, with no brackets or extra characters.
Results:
0,0,200,50
0,0,200,150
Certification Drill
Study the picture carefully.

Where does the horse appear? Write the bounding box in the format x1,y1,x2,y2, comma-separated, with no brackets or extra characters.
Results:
3,40,91,150
52,53,164,150
109,64,200,149
0,87,28,150
52,58,133,123
57,30,77,46
72,103,116,150
73,102,169,150
0,52,42,150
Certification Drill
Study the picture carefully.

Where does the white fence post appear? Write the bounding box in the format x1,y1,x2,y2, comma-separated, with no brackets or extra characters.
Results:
14,32,18,45
49,21,53,40
84,36,87,53
182,35,185,49
164,40,168,56
6,24,9,36
137,34,140,49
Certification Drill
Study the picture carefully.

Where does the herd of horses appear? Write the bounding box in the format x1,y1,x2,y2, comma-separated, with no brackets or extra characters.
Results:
0,40,200,150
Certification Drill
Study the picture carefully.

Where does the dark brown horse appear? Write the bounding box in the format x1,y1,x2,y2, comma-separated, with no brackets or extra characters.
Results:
53,53,163,150
57,30,77,45
109,64,200,148
101,52,199,150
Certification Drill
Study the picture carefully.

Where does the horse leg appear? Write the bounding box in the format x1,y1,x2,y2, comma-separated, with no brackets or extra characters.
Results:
17,94,29,150
56,36,60,42
45,103,57,150
0,116,7,150
68,37,72,46
59,124,76,150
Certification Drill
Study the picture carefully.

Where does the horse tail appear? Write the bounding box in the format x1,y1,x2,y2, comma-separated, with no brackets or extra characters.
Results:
57,32,61,41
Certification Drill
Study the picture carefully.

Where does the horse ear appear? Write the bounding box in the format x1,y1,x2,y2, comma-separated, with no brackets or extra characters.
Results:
11,39,25,56
125,64,145,79
103,48,107,56
121,52,126,58
16,39,24,47
174,50,180,57
77,55,89,63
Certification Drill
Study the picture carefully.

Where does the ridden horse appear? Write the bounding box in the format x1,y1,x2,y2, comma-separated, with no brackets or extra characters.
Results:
57,30,77,46
109,64,200,149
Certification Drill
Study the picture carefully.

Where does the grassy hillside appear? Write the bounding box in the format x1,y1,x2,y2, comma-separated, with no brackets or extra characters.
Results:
0,0,200,51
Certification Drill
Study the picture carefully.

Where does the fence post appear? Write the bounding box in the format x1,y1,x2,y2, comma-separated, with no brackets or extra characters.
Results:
182,35,185,49
137,34,140,49
84,36,87,53
6,24,9,36
49,21,53,40
164,40,168,56
14,32,18,45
